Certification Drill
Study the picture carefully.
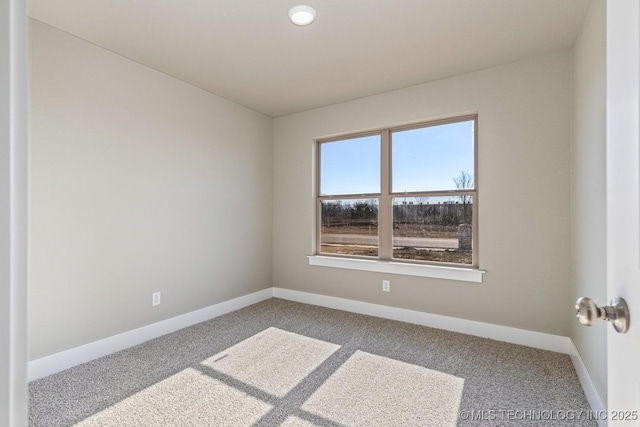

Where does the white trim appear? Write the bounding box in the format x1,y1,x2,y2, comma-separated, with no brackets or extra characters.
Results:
1,0,29,424
28,288,274,381
569,339,607,426
273,287,569,354
308,255,485,283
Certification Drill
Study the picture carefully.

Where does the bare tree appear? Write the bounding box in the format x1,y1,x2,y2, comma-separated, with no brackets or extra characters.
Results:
453,170,473,223
453,170,473,190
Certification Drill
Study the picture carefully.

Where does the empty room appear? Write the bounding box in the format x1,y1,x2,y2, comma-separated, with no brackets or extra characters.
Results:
2,0,640,426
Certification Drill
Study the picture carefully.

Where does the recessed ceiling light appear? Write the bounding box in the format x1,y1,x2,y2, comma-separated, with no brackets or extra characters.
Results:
289,5,316,26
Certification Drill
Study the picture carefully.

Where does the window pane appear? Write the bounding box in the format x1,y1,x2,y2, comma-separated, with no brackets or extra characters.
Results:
392,196,473,265
320,135,380,196
320,199,378,257
392,120,474,193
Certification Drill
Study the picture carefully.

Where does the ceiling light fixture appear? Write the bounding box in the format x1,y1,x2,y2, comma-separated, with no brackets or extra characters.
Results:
289,5,316,26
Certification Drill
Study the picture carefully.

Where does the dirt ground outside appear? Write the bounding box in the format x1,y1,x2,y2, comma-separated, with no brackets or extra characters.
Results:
320,223,472,264
320,244,472,264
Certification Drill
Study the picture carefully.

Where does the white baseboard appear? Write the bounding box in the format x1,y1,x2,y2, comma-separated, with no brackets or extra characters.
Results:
28,288,274,381
569,339,607,427
272,287,571,354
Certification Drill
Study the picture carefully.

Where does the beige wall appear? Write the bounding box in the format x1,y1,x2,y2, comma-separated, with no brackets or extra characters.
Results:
29,20,273,359
570,0,607,403
273,53,572,336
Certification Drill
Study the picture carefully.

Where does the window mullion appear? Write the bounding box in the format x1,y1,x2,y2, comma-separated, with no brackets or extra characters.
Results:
379,129,392,260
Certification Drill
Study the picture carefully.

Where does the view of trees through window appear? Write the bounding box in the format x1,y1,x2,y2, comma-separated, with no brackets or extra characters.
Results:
318,116,477,267
319,188,473,264
320,199,379,257
392,194,473,264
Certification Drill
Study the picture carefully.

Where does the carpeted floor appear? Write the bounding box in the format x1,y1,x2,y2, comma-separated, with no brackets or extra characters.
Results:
29,298,597,426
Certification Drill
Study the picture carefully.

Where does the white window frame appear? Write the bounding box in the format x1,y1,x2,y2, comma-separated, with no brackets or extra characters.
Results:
311,115,484,282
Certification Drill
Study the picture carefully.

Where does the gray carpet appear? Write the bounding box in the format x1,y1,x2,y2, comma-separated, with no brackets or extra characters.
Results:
29,298,596,426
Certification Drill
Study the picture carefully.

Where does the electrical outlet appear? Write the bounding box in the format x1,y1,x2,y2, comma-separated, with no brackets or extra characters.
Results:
382,280,390,292
152,292,161,306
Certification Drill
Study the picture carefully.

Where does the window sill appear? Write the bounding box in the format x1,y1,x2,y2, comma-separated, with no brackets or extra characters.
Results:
308,255,485,283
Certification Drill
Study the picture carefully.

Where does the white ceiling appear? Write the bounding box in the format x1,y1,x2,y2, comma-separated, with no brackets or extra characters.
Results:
29,0,589,117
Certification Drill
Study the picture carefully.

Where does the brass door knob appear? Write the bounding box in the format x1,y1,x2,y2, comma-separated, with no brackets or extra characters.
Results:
575,296,630,333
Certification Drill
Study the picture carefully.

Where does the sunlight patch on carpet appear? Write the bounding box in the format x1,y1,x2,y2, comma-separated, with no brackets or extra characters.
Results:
75,367,272,426
201,327,341,397
301,350,464,426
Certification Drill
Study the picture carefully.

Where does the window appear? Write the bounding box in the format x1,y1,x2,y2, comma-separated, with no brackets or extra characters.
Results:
317,115,477,268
